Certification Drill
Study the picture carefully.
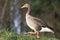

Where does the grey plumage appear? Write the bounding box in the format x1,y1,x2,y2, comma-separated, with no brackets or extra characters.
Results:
21,3,54,38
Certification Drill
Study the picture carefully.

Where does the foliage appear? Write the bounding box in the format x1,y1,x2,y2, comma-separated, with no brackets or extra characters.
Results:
27,0,60,39
0,0,60,39
0,30,58,40
28,0,60,28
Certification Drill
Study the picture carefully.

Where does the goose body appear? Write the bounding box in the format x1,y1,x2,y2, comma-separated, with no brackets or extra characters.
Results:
21,3,54,38
26,14,54,33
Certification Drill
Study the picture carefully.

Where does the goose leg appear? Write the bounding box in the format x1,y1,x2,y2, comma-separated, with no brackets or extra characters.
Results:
36,31,40,38
27,32,36,35
27,31,40,38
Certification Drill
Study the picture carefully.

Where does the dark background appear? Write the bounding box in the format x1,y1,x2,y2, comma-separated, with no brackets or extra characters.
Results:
0,0,60,39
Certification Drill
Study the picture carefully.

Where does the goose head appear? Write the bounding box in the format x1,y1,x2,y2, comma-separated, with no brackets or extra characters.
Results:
21,3,31,15
21,3,30,9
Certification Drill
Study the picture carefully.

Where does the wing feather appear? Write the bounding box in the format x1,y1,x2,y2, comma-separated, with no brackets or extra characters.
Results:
31,16,46,26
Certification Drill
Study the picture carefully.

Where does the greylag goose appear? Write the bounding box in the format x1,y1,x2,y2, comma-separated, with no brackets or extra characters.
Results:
21,3,54,38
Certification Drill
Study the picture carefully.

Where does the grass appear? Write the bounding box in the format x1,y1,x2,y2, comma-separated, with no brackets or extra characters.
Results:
0,30,58,40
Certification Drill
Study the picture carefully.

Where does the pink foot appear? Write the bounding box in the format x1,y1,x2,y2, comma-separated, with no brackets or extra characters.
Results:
27,32,36,35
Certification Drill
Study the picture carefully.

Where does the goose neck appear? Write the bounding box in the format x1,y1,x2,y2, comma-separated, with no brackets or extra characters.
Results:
26,6,30,15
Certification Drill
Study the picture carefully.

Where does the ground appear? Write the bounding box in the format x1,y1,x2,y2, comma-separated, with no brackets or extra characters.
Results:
0,30,58,40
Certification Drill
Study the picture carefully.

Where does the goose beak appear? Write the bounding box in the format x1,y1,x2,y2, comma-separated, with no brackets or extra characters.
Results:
21,7,23,8
21,5,24,8
21,6,23,8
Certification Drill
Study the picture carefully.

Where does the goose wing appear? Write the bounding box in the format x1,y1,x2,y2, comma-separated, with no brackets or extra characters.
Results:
32,16,54,30
31,16,46,27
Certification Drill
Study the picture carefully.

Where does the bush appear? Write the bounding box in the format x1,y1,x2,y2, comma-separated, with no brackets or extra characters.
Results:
0,30,58,40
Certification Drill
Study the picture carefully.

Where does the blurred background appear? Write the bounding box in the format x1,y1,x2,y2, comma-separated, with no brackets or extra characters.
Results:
0,0,60,39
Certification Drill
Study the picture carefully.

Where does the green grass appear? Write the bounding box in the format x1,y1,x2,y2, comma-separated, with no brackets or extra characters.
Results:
0,30,58,40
